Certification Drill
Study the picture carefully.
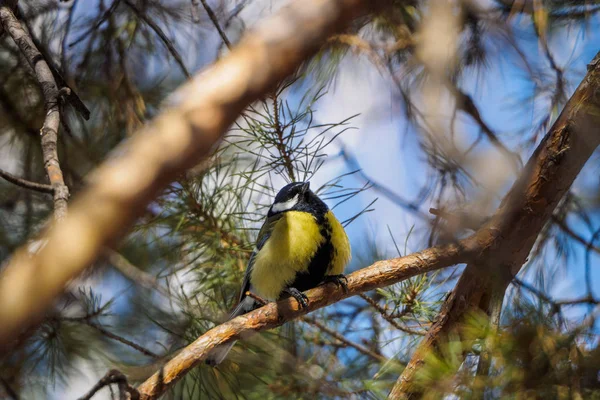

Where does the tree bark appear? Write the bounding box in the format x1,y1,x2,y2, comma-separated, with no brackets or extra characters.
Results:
389,50,600,399
0,3,69,220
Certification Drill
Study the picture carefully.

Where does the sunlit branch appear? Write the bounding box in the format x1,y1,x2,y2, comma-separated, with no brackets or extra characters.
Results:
136,241,473,399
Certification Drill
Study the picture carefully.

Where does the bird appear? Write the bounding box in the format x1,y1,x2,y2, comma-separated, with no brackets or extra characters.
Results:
206,181,351,366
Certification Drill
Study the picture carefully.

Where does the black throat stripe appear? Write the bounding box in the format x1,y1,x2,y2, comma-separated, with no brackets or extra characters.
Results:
285,213,334,294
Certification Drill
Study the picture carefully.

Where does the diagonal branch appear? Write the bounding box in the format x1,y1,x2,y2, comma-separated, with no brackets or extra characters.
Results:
0,0,386,354
199,0,232,50
389,50,600,399
135,241,474,399
302,316,388,363
0,3,70,221
123,0,191,79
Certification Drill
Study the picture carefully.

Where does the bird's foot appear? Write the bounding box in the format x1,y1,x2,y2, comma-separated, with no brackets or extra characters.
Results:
282,287,309,309
321,274,349,293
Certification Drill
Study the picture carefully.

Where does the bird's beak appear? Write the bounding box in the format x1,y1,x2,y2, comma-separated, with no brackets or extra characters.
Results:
301,182,310,194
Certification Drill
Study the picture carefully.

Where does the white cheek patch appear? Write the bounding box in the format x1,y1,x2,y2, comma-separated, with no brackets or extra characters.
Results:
271,194,300,213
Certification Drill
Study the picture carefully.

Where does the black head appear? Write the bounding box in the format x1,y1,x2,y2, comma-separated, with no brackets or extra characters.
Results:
268,181,328,218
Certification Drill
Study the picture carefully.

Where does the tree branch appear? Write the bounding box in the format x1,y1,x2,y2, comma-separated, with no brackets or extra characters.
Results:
359,293,426,336
123,0,191,79
199,0,232,50
389,50,600,398
0,0,386,354
77,369,139,400
303,316,388,363
0,3,70,220
135,241,473,399
0,168,54,194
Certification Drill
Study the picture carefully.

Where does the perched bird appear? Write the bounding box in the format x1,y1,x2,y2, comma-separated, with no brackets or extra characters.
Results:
206,181,351,366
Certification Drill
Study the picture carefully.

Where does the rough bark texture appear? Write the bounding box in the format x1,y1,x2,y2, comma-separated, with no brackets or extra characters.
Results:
0,0,385,353
135,242,472,400
389,50,600,399
0,4,69,221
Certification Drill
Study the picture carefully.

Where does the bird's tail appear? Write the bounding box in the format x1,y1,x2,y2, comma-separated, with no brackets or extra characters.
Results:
205,296,256,366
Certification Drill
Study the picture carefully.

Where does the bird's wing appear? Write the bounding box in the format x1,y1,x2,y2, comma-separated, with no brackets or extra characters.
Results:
237,213,283,303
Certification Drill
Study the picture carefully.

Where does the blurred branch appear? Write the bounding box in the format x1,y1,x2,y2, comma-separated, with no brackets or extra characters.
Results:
429,207,489,232
136,241,473,399
0,3,70,220
390,50,600,398
552,215,600,255
199,0,231,49
447,83,522,170
0,376,18,400
69,0,121,48
0,168,54,194
123,0,191,79
339,145,428,219
270,92,296,181
78,369,139,400
513,277,600,309
0,0,385,354
103,249,169,296
303,316,388,362
359,294,426,336
65,317,160,359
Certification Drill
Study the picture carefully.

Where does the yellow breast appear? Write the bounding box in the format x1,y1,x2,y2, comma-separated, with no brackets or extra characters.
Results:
251,211,324,300
325,210,352,276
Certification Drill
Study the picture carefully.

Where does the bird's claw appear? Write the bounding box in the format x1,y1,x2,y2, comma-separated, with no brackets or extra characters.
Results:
322,274,349,293
283,287,309,309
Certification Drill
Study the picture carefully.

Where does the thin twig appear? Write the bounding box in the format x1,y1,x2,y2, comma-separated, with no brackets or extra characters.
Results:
513,278,600,309
63,317,160,358
78,369,139,400
445,83,522,172
359,294,426,336
0,376,18,400
103,249,169,297
0,168,54,194
303,316,388,363
69,0,121,48
199,0,231,49
552,216,600,255
123,0,191,78
271,92,296,181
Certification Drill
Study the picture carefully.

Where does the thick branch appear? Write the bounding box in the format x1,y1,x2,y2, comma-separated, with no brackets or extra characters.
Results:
0,0,384,353
389,51,600,398
135,242,473,399
0,4,70,220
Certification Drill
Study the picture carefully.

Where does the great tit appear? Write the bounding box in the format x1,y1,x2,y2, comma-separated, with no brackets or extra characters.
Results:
206,181,351,366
